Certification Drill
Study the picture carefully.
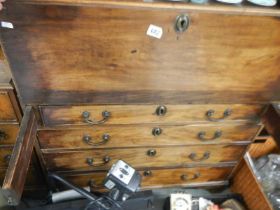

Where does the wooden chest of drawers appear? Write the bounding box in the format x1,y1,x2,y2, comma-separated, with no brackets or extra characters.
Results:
1,0,280,202
36,103,262,189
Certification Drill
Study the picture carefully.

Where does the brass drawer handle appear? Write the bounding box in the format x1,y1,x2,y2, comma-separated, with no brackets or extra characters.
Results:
175,14,190,33
0,130,8,141
206,109,232,122
147,149,157,157
189,151,210,162
181,172,200,181
152,128,162,136
4,154,11,165
156,105,167,116
86,156,111,167
82,111,111,125
197,130,222,141
143,170,153,177
83,134,110,146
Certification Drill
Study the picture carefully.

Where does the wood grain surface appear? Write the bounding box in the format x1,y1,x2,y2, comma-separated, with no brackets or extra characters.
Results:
1,4,280,104
0,92,18,122
40,104,263,126
249,137,279,159
0,124,19,146
58,166,234,189
0,65,22,122
42,144,247,171
9,0,280,17
38,123,260,149
231,158,273,210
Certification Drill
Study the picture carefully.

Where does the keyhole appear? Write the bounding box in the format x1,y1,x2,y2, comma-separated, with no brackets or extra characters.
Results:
152,128,162,136
180,19,186,28
175,14,190,33
156,105,167,116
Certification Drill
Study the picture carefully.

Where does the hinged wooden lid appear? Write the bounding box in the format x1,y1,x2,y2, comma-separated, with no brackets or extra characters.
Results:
1,1,280,105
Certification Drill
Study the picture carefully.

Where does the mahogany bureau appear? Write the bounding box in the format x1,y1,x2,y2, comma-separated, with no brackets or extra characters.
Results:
1,0,280,199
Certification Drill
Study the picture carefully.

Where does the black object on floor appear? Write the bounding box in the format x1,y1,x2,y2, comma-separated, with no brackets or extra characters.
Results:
20,190,154,210
18,190,247,210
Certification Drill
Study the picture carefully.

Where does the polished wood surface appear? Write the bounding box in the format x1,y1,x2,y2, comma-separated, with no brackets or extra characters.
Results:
1,4,280,105
231,158,273,210
0,66,22,123
0,124,19,146
38,124,260,149
0,92,18,122
40,104,263,126
249,137,279,159
60,166,233,189
6,89,23,123
42,144,247,171
11,0,280,17
2,106,38,205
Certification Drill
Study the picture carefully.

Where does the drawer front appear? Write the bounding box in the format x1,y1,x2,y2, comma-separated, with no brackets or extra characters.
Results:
0,147,13,168
42,144,247,171
0,124,19,146
0,92,17,122
38,124,260,149
40,104,264,127
58,166,234,189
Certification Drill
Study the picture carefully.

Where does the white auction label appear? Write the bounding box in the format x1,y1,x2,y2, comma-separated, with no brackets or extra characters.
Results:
146,24,163,39
1,21,14,29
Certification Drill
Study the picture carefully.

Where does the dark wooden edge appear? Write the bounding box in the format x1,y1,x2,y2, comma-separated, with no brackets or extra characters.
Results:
141,180,229,190
222,144,251,180
7,89,22,123
227,124,264,180
1,106,37,206
12,0,280,17
261,104,280,148
41,142,249,153
50,162,236,175
0,84,21,124
33,134,50,191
